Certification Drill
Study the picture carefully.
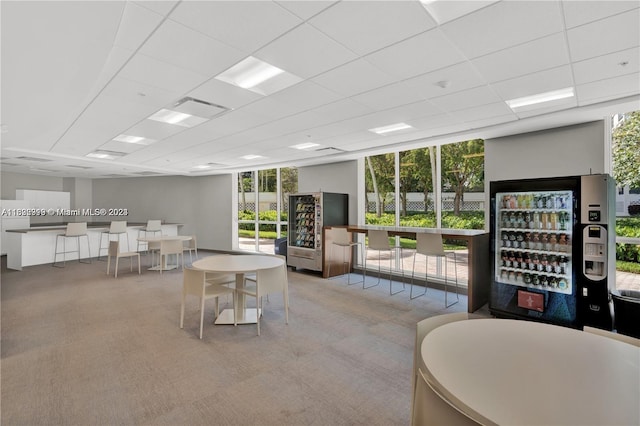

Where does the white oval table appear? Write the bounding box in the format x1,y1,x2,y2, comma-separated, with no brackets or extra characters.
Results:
192,255,284,325
421,319,640,426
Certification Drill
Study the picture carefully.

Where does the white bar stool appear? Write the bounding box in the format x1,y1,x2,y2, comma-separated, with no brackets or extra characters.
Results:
364,229,405,295
136,219,162,253
53,222,91,267
410,233,459,307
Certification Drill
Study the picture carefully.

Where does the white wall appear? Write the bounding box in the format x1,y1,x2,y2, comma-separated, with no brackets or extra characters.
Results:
1,172,65,198
298,160,359,224
485,120,605,182
92,174,234,251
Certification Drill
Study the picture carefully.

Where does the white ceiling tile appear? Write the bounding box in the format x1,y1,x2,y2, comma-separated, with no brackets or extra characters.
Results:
122,119,187,141
420,1,499,25
573,47,640,85
490,65,575,100
430,86,503,113
407,61,488,100
114,2,164,51
309,0,436,56
576,73,640,105
567,9,640,62
119,53,209,94
254,23,358,78
139,19,245,77
170,1,302,53
472,33,570,83
440,0,564,58
275,1,338,20
464,114,519,131
310,99,375,123
187,78,264,110
364,28,467,80
311,59,396,97
351,81,427,111
269,81,342,112
134,1,179,17
562,1,639,28
456,102,517,123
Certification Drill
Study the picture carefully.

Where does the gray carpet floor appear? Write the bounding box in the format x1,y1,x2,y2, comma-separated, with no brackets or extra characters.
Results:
1,252,486,425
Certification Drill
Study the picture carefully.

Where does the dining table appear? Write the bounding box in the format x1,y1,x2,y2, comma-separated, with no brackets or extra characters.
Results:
192,254,285,324
420,318,640,425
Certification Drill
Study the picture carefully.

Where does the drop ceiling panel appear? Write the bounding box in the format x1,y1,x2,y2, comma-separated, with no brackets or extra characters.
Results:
572,47,640,85
363,28,467,80
351,80,428,111
440,0,564,59
576,73,640,105
275,1,337,20
139,19,245,77
456,102,517,123
420,0,499,25
407,61,488,100
268,81,342,113
113,2,164,51
134,1,179,17
430,85,503,113
309,99,375,123
170,1,303,54
490,65,575,100
254,23,358,79
471,33,570,83
561,1,639,28
187,78,263,110
311,59,396,97
118,53,210,95
308,0,436,56
122,119,189,141
566,9,640,62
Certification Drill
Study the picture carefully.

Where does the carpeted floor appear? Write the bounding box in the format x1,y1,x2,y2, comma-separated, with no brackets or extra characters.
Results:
1,252,486,425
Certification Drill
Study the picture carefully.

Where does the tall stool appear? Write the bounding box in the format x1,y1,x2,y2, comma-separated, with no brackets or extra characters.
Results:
137,219,162,253
98,221,129,260
364,229,404,295
53,222,91,267
410,233,459,307
328,227,363,285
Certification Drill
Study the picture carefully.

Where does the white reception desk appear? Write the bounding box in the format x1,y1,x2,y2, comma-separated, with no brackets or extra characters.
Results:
5,223,179,270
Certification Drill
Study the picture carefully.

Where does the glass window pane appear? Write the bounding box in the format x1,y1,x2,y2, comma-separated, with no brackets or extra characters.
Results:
440,139,485,230
399,148,436,228
237,171,256,251
364,153,396,226
280,167,298,240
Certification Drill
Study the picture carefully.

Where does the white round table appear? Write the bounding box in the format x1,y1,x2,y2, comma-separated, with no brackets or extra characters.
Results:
421,319,640,426
192,255,284,324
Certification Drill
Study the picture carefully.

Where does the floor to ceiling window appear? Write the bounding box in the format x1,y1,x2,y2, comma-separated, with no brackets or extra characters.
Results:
237,167,297,253
363,139,485,285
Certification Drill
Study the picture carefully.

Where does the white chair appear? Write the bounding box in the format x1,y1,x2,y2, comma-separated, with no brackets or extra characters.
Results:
237,256,289,336
158,239,184,274
136,219,162,252
106,240,140,278
180,267,237,339
364,229,404,295
410,233,459,307
53,222,91,267
327,227,363,285
583,326,640,347
98,221,129,260
183,235,198,265
411,313,477,426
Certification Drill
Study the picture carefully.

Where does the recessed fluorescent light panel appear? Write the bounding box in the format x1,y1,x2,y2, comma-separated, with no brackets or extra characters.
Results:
241,154,264,160
215,56,303,96
290,142,320,150
86,150,127,160
147,108,209,128
369,122,414,135
113,134,155,145
506,87,575,109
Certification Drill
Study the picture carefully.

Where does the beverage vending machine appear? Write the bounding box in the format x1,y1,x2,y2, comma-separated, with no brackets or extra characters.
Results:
489,174,615,329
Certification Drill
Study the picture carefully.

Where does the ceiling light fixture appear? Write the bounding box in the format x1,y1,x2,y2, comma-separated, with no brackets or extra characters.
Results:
215,56,303,96
241,154,263,160
505,87,575,109
290,142,320,150
113,134,155,145
85,150,127,160
369,122,414,135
